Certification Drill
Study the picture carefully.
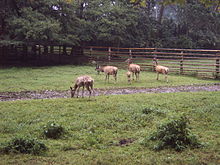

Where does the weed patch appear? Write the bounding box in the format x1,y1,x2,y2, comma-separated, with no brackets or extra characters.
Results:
43,121,66,139
143,116,202,151
0,136,47,155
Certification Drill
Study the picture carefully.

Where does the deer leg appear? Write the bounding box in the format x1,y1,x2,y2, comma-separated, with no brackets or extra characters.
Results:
165,74,168,83
156,72,159,80
105,74,107,83
135,72,138,81
114,74,117,83
90,84,95,97
82,86,85,98
86,86,91,97
76,87,80,98
132,72,135,81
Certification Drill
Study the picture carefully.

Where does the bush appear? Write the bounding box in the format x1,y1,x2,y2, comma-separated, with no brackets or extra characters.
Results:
147,116,202,151
43,122,65,139
0,136,47,155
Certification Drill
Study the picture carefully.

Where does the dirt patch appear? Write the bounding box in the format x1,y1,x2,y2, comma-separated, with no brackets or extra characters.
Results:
117,138,135,146
0,83,220,102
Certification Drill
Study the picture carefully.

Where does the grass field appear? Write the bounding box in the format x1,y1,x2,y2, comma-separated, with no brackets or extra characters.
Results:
0,65,219,92
0,92,220,164
0,65,220,164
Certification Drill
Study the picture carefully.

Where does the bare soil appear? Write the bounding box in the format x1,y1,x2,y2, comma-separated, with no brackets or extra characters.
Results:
0,83,220,102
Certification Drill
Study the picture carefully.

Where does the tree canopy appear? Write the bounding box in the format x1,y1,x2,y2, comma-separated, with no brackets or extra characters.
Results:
0,0,220,49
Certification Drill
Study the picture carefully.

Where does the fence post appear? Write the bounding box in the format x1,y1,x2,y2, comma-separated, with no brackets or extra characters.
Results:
38,45,41,57
50,46,54,54
22,44,28,61
152,48,157,71
59,45,62,63
63,45,67,55
180,51,184,74
216,53,220,79
90,47,93,60
129,49,132,58
44,45,48,55
108,47,111,63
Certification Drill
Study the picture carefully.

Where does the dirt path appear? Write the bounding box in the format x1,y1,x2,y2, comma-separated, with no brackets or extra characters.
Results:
0,83,220,102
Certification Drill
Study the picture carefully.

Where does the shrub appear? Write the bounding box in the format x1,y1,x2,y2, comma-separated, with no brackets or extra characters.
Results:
43,122,65,139
0,136,47,155
147,116,202,151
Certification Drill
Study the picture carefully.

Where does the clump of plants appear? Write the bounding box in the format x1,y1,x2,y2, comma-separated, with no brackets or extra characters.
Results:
146,116,202,151
0,136,47,155
43,122,65,139
142,107,165,115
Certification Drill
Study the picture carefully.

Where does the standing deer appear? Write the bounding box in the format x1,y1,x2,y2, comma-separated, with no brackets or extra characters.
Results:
125,58,141,81
70,75,94,98
95,65,118,83
153,58,169,83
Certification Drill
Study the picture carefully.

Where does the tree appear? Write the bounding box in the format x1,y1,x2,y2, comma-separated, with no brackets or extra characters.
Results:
1,0,219,49
1,0,80,46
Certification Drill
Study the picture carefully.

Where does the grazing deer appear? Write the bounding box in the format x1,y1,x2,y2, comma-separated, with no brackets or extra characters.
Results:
125,58,141,81
153,58,169,83
70,75,94,98
95,65,118,83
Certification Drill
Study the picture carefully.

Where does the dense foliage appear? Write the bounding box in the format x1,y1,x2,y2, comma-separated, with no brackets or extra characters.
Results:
0,0,219,48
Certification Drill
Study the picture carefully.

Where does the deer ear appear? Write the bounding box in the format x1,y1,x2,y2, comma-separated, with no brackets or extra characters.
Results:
70,87,72,90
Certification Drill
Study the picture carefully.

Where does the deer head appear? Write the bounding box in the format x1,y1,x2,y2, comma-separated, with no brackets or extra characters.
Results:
95,64,101,74
125,58,133,64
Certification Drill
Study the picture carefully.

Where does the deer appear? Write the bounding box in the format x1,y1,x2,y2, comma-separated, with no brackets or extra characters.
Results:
126,71,132,84
70,75,94,98
153,58,169,83
125,58,141,81
95,65,118,83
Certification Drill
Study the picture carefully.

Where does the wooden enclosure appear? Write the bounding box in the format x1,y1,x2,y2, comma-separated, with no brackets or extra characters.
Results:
84,46,220,79
0,44,86,65
1,44,220,79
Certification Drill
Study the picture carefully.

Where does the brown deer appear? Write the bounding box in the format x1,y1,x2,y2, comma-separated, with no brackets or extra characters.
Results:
153,58,169,83
70,75,94,98
125,58,141,81
95,65,118,83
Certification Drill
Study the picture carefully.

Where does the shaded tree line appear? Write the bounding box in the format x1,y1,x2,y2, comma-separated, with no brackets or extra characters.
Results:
0,0,220,49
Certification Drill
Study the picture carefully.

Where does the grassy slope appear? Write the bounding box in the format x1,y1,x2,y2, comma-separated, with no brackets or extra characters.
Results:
0,92,220,165
0,65,219,92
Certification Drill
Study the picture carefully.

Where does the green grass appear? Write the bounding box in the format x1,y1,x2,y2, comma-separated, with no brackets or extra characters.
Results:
0,65,219,92
0,92,220,164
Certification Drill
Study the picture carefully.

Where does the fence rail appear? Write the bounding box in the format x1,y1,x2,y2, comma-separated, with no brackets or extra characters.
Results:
1,45,220,78
84,46,220,79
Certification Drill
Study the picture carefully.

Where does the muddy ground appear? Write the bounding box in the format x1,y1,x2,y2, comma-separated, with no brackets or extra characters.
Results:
0,83,219,102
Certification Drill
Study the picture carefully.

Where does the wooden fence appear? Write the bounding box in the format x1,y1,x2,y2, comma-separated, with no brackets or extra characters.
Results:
84,46,220,79
1,45,220,79
0,44,86,65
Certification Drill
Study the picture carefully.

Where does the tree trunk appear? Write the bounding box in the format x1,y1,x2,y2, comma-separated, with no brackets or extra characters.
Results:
158,4,165,24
